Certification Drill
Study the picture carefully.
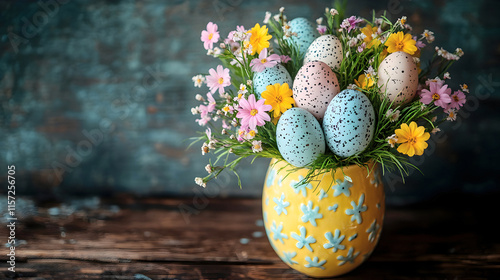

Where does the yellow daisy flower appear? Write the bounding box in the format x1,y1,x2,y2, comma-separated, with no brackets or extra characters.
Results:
384,31,417,55
379,48,389,61
261,83,295,118
248,23,272,55
354,74,375,90
361,25,381,49
395,121,430,157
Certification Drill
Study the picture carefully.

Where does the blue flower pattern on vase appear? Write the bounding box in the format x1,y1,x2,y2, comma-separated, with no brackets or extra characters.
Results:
271,221,288,244
290,175,313,197
345,193,367,224
370,166,382,187
318,189,328,201
291,226,316,252
273,193,290,216
262,159,386,276
366,219,380,242
323,229,345,252
348,233,358,241
305,256,326,270
337,247,360,266
300,201,323,227
267,169,276,187
328,203,338,212
282,251,298,265
332,178,353,197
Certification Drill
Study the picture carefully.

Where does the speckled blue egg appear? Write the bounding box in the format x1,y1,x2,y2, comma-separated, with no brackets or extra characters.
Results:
277,108,325,167
323,89,375,157
286,17,319,57
253,64,292,98
293,61,340,121
304,35,344,70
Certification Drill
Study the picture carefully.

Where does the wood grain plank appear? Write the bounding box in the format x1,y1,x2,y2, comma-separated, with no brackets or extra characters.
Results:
1,197,499,279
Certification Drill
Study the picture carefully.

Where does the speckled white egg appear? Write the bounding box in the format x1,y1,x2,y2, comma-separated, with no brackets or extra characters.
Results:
293,61,340,121
377,51,419,106
304,35,344,70
323,89,375,157
253,64,292,98
276,108,325,167
286,18,319,57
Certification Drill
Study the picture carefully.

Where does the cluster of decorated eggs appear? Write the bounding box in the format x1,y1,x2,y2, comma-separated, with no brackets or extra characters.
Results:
253,18,419,167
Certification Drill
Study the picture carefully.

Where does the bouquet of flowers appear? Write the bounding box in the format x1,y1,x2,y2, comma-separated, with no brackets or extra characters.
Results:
191,4,466,189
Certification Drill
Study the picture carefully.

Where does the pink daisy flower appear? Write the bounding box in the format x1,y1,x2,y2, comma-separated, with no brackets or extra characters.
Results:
222,120,231,129
206,65,231,95
201,22,220,50
317,25,327,34
207,92,216,112
420,81,452,109
199,104,209,118
357,42,366,53
227,25,247,42
196,105,211,126
448,90,466,110
250,48,281,72
236,94,272,130
413,36,426,49
340,16,363,33
237,127,247,142
280,55,291,64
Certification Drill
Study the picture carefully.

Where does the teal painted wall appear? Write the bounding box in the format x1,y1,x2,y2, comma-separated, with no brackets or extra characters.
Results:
1,0,499,203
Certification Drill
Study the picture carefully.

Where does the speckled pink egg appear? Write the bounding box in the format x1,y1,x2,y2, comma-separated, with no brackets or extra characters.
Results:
377,51,419,106
293,61,340,121
303,35,343,70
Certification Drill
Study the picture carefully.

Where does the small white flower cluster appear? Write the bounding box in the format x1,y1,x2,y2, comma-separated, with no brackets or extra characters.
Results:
364,66,376,78
435,46,464,61
264,7,287,25
385,109,400,123
195,177,206,188
282,21,298,38
207,47,222,57
395,16,412,31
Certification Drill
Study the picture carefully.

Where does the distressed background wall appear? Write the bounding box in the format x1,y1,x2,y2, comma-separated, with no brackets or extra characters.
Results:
0,0,499,204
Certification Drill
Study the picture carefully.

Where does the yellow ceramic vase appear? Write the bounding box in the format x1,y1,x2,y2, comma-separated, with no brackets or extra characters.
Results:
262,159,385,277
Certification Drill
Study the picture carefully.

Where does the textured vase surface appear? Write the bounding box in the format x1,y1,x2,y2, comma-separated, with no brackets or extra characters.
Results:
262,159,385,277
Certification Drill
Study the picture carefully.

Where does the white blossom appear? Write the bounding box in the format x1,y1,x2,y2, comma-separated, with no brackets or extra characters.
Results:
263,11,272,24
192,75,205,88
205,164,212,174
387,134,398,148
422,29,435,43
252,140,263,153
195,177,206,188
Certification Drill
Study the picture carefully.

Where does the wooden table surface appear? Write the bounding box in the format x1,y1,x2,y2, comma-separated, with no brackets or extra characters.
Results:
1,194,499,279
